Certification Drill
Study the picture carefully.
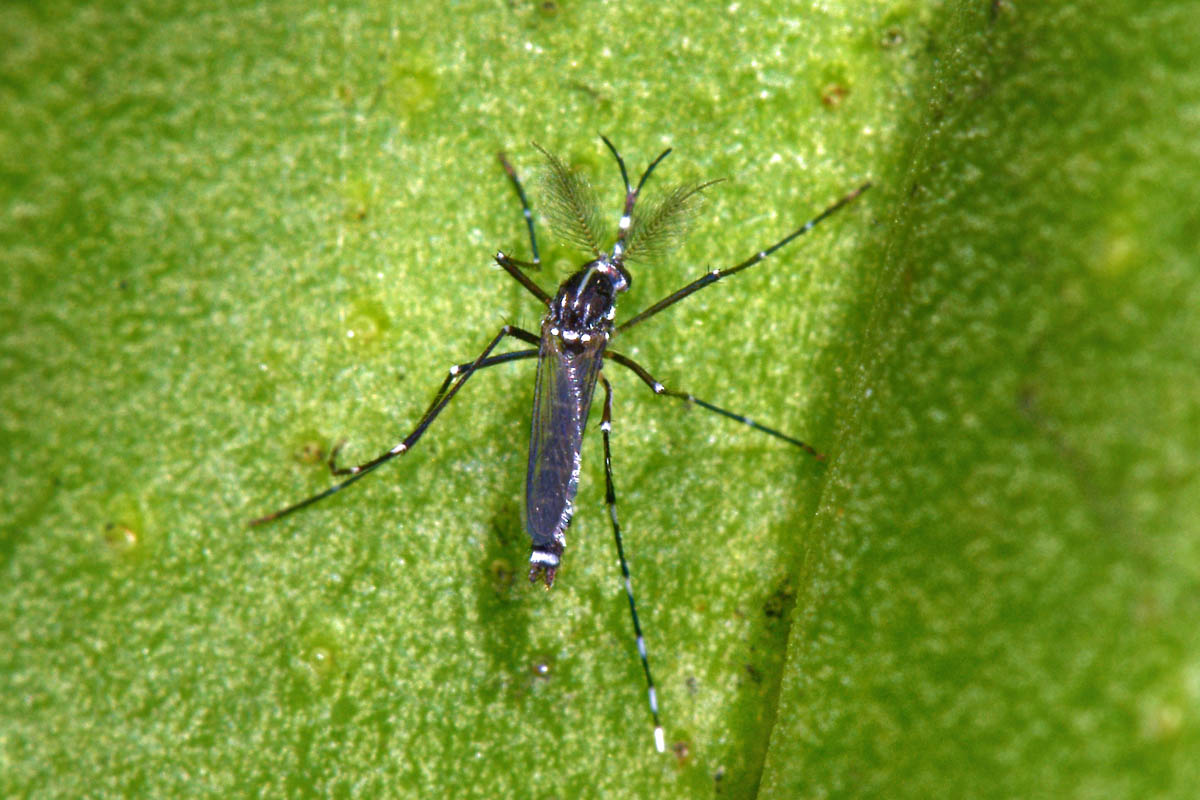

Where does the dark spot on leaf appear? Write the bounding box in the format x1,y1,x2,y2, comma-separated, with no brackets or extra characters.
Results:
821,83,849,109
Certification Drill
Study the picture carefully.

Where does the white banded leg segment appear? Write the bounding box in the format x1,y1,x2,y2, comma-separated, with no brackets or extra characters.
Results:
599,375,666,753
497,150,543,270
604,350,825,459
615,181,871,334
249,326,537,527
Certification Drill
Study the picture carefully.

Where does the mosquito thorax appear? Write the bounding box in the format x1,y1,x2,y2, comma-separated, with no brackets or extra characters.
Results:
545,257,629,342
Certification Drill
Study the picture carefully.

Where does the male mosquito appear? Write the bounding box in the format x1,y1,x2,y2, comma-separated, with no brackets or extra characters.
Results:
251,138,869,753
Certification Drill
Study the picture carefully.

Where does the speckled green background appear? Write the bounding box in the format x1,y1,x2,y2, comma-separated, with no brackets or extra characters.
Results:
2,1,1197,797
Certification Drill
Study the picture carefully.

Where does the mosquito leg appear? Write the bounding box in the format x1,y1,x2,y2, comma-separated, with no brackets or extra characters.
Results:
249,325,539,526
498,151,541,268
328,347,540,476
599,375,666,754
435,346,539,402
605,350,825,460
618,182,871,333
496,152,551,306
494,252,551,305
389,327,539,435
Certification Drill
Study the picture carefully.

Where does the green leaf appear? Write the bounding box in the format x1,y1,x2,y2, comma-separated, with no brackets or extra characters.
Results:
2,1,1196,798
760,3,1200,797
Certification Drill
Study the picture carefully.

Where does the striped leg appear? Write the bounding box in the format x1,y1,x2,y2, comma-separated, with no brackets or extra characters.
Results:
498,151,541,268
600,375,666,754
249,325,539,526
617,182,871,333
496,152,551,306
605,350,825,460
328,346,540,476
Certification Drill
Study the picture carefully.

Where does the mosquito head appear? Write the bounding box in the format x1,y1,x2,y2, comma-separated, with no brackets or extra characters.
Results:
596,253,632,293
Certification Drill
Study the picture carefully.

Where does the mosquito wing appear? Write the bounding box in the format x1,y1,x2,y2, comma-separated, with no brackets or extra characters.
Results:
525,328,606,575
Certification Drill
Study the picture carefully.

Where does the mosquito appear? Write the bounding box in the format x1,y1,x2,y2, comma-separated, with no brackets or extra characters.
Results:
250,137,870,753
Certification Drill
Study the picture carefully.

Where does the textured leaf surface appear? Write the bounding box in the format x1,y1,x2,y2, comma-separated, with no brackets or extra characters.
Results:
2,1,1196,798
